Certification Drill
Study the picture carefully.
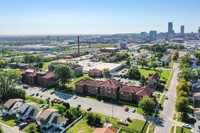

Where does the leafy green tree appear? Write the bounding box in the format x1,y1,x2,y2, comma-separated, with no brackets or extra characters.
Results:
63,102,70,109
127,67,141,80
178,53,192,65
175,97,189,114
0,69,22,101
176,83,190,95
0,126,4,133
139,75,147,87
103,68,110,78
171,51,179,61
126,58,131,65
139,97,156,115
137,58,147,68
54,64,75,88
151,62,158,70
177,67,195,81
177,90,188,98
23,123,38,133
162,62,165,67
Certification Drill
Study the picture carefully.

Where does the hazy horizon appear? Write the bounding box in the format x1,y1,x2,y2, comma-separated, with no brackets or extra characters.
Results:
1,0,200,35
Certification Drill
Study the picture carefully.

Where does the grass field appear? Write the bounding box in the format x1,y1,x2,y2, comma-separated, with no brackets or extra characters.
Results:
160,95,166,107
166,70,174,90
138,68,171,83
0,115,17,127
148,124,156,133
128,81,136,85
176,126,191,133
67,112,149,133
171,126,174,133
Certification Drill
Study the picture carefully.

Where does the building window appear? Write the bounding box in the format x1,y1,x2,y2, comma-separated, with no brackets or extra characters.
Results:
121,92,123,94
108,91,111,94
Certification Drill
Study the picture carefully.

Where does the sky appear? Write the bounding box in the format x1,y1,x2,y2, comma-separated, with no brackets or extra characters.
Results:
0,0,200,35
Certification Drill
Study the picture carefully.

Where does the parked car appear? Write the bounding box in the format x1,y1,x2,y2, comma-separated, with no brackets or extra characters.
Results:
55,99,60,103
58,100,63,104
50,91,55,95
43,104,49,109
77,104,81,108
73,96,77,99
182,124,192,129
19,122,27,129
87,107,92,111
39,104,45,108
42,88,47,92
23,85,28,89
36,93,39,96
132,109,136,113
29,93,34,96
125,107,129,111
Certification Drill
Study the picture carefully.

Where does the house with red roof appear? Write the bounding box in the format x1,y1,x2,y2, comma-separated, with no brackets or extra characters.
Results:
147,73,160,89
88,69,102,78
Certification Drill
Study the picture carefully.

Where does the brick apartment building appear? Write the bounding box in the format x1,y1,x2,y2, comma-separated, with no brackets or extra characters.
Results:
75,78,153,104
88,69,102,78
48,62,83,77
21,69,56,88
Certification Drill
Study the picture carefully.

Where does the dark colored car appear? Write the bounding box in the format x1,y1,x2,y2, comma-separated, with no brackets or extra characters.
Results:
87,107,92,111
36,93,39,96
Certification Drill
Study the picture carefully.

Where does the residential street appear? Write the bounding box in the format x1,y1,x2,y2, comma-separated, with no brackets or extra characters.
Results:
154,63,179,133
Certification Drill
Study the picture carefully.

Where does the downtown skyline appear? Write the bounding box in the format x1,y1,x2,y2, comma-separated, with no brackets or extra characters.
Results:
0,0,200,35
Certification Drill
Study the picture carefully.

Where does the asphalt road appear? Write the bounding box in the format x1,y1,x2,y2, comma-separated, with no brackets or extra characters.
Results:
154,63,179,133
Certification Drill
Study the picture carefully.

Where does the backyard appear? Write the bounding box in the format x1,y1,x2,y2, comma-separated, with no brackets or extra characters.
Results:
67,112,149,133
176,126,191,133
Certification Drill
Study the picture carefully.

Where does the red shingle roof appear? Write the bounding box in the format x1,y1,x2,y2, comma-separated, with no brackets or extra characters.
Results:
136,86,153,97
148,73,160,82
27,71,37,77
89,69,102,73
75,78,101,87
42,72,54,79
120,85,141,93
100,79,123,88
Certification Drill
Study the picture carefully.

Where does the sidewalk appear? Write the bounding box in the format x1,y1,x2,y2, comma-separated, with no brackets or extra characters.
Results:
0,122,23,133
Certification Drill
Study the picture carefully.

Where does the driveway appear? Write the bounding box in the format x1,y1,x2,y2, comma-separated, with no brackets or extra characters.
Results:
154,63,179,133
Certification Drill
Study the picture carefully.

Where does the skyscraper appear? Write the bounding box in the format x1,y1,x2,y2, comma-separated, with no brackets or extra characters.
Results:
149,30,157,38
181,25,184,35
168,22,174,34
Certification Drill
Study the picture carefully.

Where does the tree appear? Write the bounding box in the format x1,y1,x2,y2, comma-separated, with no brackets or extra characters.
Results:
177,90,188,98
51,100,54,106
139,75,147,87
103,68,110,78
151,62,158,70
0,69,22,101
137,58,147,68
23,123,38,133
127,67,141,80
0,126,4,133
126,58,131,65
6,88,26,100
176,83,190,95
171,51,179,61
138,97,156,115
54,64,75,88
63,102,70,109
175,97,189,114
162,62,165,67
178,53,192,65
195,67,200,78
177,67,196,81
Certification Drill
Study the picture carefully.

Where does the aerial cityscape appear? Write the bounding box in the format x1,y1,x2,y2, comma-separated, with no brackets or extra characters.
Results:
0,0,200,133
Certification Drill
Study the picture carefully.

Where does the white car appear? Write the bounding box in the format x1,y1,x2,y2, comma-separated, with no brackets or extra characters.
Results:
73,96,77,99
182,123,192,129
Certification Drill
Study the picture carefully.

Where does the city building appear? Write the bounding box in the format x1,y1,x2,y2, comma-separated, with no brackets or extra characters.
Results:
147,73,160,89
181,25,184,35
118,41,128,49
149,30,157,38
88,69,102,78
168,22,174,38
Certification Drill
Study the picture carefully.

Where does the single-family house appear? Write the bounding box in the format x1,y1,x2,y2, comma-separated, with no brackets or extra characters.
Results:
1,99,24,116
16,103,39,120
147,73,160,89
36,109,67,129
93,125,117,133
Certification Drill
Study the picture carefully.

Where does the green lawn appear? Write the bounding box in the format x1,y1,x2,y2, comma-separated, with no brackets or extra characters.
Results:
155,94,161,102
0,115,17,127
166,70,174,90
176,126,191,133
171,126,174,133
160,95,166,107
148,124,156,133
42,62,51,70
128,82,136,85
138,68,171,83
169,61,174,68
67,112,149,133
